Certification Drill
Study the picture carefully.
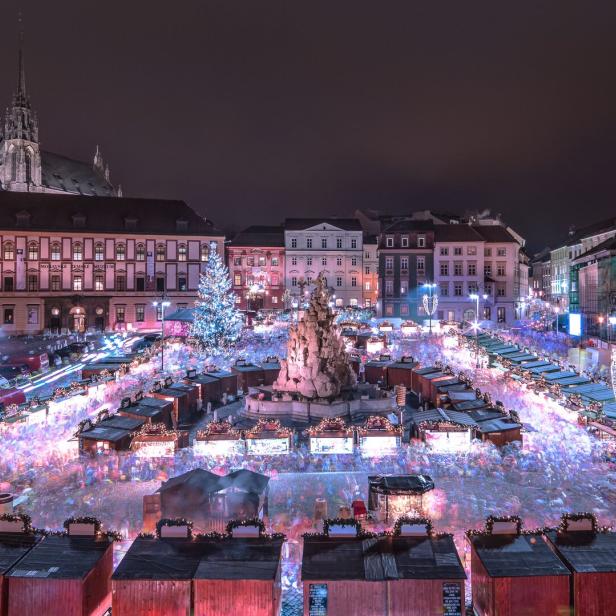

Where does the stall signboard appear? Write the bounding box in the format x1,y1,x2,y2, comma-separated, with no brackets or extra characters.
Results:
134,441,176,457
425,430,471,453
308,583,328,616
193,439,245,456
310,436,354,454
359,435,400,456
443,582,462,616
246,437,289,455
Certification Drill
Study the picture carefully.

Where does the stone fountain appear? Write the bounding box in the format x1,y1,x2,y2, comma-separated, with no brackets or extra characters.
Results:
245,274,395,421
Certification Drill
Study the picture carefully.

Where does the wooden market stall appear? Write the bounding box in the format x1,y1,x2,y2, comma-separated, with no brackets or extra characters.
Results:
193,420,245,456
7,518,114,616
307,417,355,455
245,419,293,456
260,357,281,386
367,475,434,522
231,360,266,393
184,370,223,406
301,517,465,616
385,356,417,389
410,366,444,399
203,368,239,398
117,392,172,427
146,379,194,428
193,522,284,616
364,354,394,386
468,516,570,616
411,408,477,453
77,413,145,454
544,513,616,616
474,416,523,447
357,415,402,456
130,423,189,457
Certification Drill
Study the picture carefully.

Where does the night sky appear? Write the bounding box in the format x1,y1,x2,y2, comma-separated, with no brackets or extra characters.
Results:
3,1,616,251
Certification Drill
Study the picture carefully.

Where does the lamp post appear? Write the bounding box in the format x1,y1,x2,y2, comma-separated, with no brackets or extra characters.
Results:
422,283,438,335
554,306,560,336
152,298,171,372
469,293,488,369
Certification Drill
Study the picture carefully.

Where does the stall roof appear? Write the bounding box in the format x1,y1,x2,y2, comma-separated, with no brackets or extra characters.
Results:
545,531,616,573
101,415,145,431
8,535,111,580
261,360,281,370
529,364,561,375
120,404,162,419
232,363,263,373
365,357,394,367
158,468,224,495
112,537,202,580
603,402,616,420
0,533,40,573
413,367,441,376
302,535,465,581
451,399,489,412
543,371,579,381
221,469,270,495
467,408,509,423
195,538,283,580
205,369,235,379
78,425,132,443
368,474,435,495
469,534,570,578
412,408,478,428
139,397,172,409
187,374,221,385
475,418,522,434
518,361,551,369
581,390,616,404
555,376,592,387
434,378,463,389
506,354,539,364
387,359,417,370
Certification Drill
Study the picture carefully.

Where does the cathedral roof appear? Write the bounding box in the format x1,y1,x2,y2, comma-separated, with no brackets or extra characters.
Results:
40,151,115,197
0,191,222,236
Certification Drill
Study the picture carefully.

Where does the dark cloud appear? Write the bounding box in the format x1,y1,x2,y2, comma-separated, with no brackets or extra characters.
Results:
3,1,616,250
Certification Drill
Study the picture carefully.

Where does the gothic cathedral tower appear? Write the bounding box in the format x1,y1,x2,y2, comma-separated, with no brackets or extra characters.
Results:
0,42,42,192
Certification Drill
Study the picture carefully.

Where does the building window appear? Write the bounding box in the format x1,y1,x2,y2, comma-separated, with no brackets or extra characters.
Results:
400,304,409,316
468,263,477,276
155,305,164,321
258,256,266,266
454,262,463,276
178,277,187,291
27,305,39,325
365,266,370,275
400,257,409,270
272,295,278,304
418,235,426,248
351,256,357,266
27,242,39,260
73,275,83,291
385,303,393,316
27,274,38,291
233,256,242,266
386,236,394,248
454,283,462,296
497,248,507,257
306,256,312,266
51,243,61,261
291,256,298,266
497,285,506,297
247,257,255,267
156,277,165,292
484,264,492,276
497,263,506,277
336,257,342,266
365,281,371,291
156,244,165,261
351,238,357,249
385,280,393,295
400,282,407,295
417,256,425,272
3,277,14,291
291,277,297,287
439,262,449,276
51,275,60,291
116,244,126,261
95,243,104,261
73,243,83,261
468,282,478,294
201,244,210,262
365,298,371,308
135,244,145,261
336,276,343,287
336,238,343,249
453,247,462,256
321,238,327,249
440,283,449,296
467,246,477,256
136,277,145,292
484,306,491,320
271,256,279,266
318,256,325,266
306,276,313,285
497,307,506,323
95,274,104,291
3,307,14,324
440,247,449,256
116,275,126,291
234,273,242,286
401,236,409,248
351,277,357,287
385,256,394,270
307,238,313,249
178,245,187,261
3,242,15,260
485,248,492,257
116,306,125,323
136,304,145,322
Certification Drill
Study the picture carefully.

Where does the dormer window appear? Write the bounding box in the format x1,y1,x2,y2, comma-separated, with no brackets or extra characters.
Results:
176,218,188,232
15,210,31,227
72,213,86,228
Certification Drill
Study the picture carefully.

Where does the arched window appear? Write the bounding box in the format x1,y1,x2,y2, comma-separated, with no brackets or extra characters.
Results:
178,244,187,262
156,244,165,262
94,243,104,261
25,150,32,184
3,242,14,260
27,241,38,260
116,243,126,261
10,151,17,181
136,244,145,261
51,242,61,261
201,244,209,262
73,242,83,261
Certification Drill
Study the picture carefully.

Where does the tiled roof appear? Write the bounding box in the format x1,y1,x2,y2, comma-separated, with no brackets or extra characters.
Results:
229,225,284,247
382,219,435,233
472,225,519,243
434,225,484,242
284,218,363,231
0,191,222,236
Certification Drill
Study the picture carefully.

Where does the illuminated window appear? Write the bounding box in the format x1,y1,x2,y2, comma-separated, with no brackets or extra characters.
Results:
136,305,145,322
178,245,187,261
73,275,83,291
136,244,145,261
234,274,242,286
95,244,104,261
73,242,83,261
27,242,38,260
201,244,209,262
116,244,126,261
156,244,165,261
95,274,104,291
51,243,61,261
3,242,14,260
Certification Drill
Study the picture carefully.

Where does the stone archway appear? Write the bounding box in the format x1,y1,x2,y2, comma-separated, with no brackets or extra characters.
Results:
69,305,86,333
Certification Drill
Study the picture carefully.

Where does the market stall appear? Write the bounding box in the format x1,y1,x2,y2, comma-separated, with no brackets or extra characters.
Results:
357,415,402,456
307,417,355,455
367,474,434,522
245,419,292,455
193,420,245,456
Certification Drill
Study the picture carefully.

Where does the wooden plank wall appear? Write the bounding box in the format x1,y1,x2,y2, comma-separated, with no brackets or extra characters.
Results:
8,579,84,616
82,544,113,616
389,578,465,616
194,579,277,616
302,580,387,616
111,580,191,616
574,571,616,616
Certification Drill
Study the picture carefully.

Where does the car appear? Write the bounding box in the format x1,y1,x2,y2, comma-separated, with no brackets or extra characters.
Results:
0,364,30,381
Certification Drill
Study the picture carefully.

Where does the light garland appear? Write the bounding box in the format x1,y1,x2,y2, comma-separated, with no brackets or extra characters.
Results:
307,417,353,437
357,415,402,436
156,517,193,539
196,420,240,439
422,293,438,317
0,512,34,534
245,418,292,439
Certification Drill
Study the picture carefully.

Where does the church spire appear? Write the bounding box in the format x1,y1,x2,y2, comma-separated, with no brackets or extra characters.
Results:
15,10,28,106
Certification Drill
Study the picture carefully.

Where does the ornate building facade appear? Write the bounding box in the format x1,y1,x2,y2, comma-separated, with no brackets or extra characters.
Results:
0,47,119,197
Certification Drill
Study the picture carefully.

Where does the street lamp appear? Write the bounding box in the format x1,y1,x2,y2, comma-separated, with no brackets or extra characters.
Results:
422,283,438,335
469,293,488,368
152,298,171,372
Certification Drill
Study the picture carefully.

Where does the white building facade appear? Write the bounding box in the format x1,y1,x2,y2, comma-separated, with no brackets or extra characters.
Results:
284,219,363,307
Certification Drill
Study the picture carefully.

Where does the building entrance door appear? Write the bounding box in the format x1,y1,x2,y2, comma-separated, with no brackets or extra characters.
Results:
70,306,86,332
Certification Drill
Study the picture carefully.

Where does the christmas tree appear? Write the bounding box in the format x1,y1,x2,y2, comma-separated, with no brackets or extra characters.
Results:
191,242,243,354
